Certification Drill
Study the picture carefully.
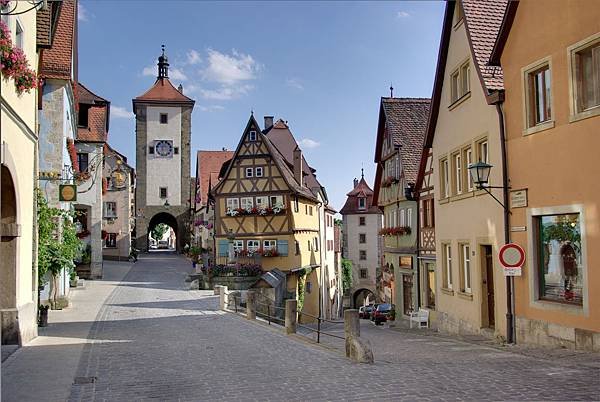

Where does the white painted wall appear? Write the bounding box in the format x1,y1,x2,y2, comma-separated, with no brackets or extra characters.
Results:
146,106,182,206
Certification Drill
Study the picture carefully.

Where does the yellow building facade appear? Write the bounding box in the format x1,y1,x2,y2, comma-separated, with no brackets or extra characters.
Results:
212,116,322,320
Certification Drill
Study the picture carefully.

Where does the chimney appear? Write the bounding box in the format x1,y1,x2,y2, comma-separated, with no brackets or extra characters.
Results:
353,178,358,188
178,84,184,94
264,116,274,130
293,147,303,187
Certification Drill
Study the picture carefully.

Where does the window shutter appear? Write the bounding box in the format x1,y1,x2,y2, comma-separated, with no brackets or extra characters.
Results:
218,239,229,257
277,240,288,256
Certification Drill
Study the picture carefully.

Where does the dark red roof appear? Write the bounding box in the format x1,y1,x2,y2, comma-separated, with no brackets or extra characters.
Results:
134,78,194,105
76,83,109,143
340,177,381,215
195,150,234,208
39,0,76,80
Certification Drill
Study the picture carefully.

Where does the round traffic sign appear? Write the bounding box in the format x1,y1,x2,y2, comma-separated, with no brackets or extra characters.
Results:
499,243,525,268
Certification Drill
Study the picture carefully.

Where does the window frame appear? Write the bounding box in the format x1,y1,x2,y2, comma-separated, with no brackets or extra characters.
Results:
464,147,474,192
245,167,254,178
460,243,472,294
453,152,462,195
104,233,118,249
359,233,366,244
522,56,555,135
159,187,168,199
256,196,268,208
263,240,277,250
15,18,23,49
104,201,117,218
359,216,366,226
233,240,244,252
359,250,367,260
449,60,471,105
358,197,366,210
240,197,254,210
440,157,449,199
160,113,168,124
248,130,257,141
226,198,240,211
442,243,453,291
568,32,600,122
77,153,89,172
255,167,264,177
247,240,260,253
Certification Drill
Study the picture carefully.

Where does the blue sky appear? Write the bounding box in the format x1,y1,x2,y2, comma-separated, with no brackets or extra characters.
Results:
78,1,444,211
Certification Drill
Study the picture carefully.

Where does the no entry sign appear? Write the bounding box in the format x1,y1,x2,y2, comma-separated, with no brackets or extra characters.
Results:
499,243,525,276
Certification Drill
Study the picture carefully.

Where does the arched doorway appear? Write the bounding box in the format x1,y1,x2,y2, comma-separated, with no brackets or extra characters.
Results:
353,288,375,308
148,212,178,252
1,165,19,344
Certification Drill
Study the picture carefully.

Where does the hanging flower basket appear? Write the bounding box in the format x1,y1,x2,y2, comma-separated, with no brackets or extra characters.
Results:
0,20,39,94
381,176,399,188
379,226,412,236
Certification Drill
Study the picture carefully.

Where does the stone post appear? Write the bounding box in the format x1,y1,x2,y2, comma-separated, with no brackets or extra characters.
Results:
246,291,256,320
214,285,222,296
345,309,373,363
219,285,228,310
285,299,297,335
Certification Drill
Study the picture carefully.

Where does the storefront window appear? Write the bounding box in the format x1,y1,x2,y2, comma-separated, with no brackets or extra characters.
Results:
537,213,583,306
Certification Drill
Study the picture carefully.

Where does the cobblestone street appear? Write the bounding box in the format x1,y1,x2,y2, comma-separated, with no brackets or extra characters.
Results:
2,253,599,401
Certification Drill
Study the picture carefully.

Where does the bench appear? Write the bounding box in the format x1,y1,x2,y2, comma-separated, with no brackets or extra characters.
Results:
409,308,429,329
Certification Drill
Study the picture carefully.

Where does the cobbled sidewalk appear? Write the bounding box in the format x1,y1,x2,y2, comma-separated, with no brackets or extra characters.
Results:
3,253,600,401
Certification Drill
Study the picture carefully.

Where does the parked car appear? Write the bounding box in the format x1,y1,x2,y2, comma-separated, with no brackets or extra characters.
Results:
158,240,168,249
373,303,395,325
359,305,374,319
369,303,380,321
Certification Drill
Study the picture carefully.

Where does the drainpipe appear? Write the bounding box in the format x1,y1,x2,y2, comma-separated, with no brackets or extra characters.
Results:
495,99,514,344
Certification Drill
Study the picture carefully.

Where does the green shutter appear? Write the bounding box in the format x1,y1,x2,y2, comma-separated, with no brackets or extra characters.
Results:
277,240,288,256
218,239,229,257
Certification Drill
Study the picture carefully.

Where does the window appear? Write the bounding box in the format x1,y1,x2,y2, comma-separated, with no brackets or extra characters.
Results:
159,187,168,199
307,240,312,251
255,167,263,177
295,241,300,255
160,113,168,124
233,240,244,253
360,269,368,279
450,61,470,103
399,209,404,227
359,233,366,244
454,0,464,25
454,153,462,195
293,196,299,212
359,250,367,260
149,146,155,155
270,195,283,207
526,63,552,128
313,237,319,251
15,20,23,49
247,240,260,253
226,198,239,211
359,216,366,226
440,158,449,198
358,197,366,210
477,140,489,164
256,196,268,208
407,208,412,228
536,213,583,306
465,147,474,191
248,130,257,141
104,233,117,248
263,240,277,250
460,244,472,293
309,206,313,216
240,197,253,210
78,105,90,127
443,243,453,290
77,153,89,172
174,147,179,155
570,34,600,117
245,168,254,178
103,202,117,218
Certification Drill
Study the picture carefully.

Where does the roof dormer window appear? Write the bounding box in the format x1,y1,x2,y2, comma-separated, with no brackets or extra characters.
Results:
249,131,257,141
358,197,366,210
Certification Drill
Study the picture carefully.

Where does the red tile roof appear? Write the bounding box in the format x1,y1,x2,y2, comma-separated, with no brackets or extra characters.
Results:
340,177,381,215
39,0,76,80
134,78,194,105
462,0,508,92
195,150,234,208
76,83,109,143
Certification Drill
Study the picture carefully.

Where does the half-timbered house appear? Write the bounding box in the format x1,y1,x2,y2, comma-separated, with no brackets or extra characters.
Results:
212,115,323,320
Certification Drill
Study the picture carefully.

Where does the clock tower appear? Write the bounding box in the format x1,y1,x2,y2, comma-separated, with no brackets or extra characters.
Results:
133,46,195,251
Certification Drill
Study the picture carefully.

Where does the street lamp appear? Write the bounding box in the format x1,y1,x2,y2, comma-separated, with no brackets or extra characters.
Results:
467,161,508,209
164,199,170,209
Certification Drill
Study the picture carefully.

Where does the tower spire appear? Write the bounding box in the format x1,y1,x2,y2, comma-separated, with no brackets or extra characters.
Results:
158,45,169,79
361,167,364,179
390,83,394,98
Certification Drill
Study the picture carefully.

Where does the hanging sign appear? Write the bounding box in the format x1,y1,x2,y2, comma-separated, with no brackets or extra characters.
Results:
499,243,525,276
59,184,77,202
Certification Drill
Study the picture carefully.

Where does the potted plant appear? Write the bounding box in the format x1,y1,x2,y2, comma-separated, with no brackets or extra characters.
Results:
69,269,78,288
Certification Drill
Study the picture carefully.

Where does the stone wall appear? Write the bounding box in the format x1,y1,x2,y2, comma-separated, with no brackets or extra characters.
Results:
516,317,600,352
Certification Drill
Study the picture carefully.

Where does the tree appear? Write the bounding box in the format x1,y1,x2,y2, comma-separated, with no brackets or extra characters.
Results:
151,223,169,240
341,258,353,294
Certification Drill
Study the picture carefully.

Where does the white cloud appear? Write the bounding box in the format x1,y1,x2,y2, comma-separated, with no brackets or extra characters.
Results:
200,49,261,85
397,11,411,18
298,138,320,149
199,105,225,112
169,68,187,81
142,64,156,77
286,78,304,91
187,50,202,65
199,84,254,101
78,3,90,22
111,106,134,119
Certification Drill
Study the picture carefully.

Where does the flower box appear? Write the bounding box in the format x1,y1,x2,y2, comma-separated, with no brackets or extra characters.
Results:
378,226,412,236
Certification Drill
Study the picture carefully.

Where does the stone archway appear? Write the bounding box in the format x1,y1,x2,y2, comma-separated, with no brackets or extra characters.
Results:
1,165,19,345
148,212,178,252
353,288,375,308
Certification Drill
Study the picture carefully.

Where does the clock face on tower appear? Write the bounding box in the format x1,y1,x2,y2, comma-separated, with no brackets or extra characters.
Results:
155,140,173,157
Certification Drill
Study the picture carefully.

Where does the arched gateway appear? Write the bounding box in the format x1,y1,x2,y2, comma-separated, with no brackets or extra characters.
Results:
1,166,19,344
133,47,195,252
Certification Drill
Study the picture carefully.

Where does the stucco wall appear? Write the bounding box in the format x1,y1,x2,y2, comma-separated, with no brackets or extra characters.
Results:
343,213,381,297
432,21,506,338
500,0,600,347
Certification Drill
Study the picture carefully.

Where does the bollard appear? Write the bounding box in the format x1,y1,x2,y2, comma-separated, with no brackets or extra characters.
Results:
285,299,297,335
345,309,374,363
246,291,256,320
214,285,222,296
219,285,228,310
344,309,360,338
